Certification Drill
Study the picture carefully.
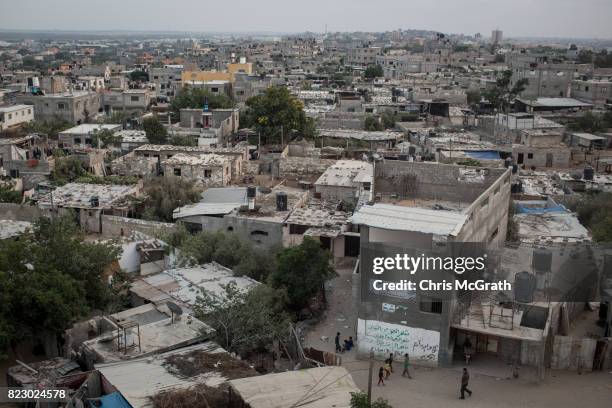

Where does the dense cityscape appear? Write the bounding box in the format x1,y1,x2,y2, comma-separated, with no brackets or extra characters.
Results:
0,1,612,407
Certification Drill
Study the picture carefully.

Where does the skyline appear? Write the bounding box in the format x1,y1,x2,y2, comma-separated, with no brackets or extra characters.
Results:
1,0,612,40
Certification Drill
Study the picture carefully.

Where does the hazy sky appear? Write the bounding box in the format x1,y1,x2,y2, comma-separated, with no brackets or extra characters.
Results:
1,0,611,39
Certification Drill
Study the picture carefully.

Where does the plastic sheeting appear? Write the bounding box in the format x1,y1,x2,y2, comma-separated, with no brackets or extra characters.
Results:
96,392,132,408
463,150,501,160
516,204,567,214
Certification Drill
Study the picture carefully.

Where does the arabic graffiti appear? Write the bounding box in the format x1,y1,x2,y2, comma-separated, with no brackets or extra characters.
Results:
357,319,440,362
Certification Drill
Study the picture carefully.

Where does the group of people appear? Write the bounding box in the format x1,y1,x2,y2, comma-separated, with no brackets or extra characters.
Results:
334,332,354,353
377,353,413,386
332,333,473,400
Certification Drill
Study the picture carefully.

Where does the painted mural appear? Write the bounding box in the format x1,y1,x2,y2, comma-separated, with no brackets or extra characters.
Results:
357,318,440,363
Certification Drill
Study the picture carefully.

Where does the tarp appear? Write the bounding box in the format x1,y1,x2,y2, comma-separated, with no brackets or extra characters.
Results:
96,392,132,408
464,150,501,160
516,204,567,214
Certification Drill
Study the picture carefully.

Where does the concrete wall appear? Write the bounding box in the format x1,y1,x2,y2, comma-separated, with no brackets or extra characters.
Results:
511,146,571,169
550,335,597,371
101,215,176,238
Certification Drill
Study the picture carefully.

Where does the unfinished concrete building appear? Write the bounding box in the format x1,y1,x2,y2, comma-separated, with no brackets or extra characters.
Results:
351,161,511,366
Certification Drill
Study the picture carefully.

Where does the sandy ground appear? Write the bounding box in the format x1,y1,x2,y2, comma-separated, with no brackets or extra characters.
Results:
304,262,612,408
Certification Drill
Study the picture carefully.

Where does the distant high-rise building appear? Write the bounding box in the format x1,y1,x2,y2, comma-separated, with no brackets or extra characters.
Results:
491,29,503,44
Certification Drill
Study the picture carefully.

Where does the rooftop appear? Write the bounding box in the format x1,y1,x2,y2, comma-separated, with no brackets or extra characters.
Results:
517,97,593,108
163,153,230,167
0,219,31,239
229,366,359,408
0,104,32,113
318,128,402,141
59,124,121,135
130,262,259,312
37,182,139,209
351,203,468,236
97,342,230,408
315,160,372,188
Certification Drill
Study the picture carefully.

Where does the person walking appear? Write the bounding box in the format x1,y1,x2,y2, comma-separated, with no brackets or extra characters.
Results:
383,360,392,380
335,332,342,353
402,353,412,378
460,367,472,399
388,353,394,372
377,367,385,386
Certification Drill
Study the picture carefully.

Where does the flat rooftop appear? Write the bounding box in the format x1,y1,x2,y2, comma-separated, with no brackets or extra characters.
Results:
351,203,468,236
0,219,31,239
37,183,139,210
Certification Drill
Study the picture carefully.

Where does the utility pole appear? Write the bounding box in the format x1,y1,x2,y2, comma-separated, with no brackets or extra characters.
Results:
258,131,261,157
280,125,284,149
367,349,374,404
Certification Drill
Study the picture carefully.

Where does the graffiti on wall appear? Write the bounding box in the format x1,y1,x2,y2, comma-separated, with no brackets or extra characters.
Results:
357,319,440,362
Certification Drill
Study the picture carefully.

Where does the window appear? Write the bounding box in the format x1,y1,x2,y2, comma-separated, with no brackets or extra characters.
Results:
481,197,489,208
289,224,309,235
74,137,82,144
28,109,31,114
173,168,181,176
7,114,11,119
250,230,269,236
57,102,66,110
204,170,212,178
527,153,533,159
211,87,219,93
420,297,443,314
131,96,139,102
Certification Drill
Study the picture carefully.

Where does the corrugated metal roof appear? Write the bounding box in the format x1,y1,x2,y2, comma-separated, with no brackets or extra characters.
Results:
97,342,227,408
173,202,240,219
229,366,359,408
350,203,467,236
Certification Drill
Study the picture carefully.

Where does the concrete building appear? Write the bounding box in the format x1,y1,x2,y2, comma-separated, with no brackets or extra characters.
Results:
161,153,233,186
571,79,612,106
347,46,382,66
179,107,239,139
17,90,101,124
36,182,141,233
351,161,511,366
314,160,372,203
491,29,503,45
0,104,34,132
512,128,571,169
102,89,152,113
58,124,122,148
0,135,55,188
173,185,308,248
150,65,183,98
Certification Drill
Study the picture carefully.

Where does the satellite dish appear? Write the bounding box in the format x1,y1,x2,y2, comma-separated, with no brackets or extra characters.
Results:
167,301,183,316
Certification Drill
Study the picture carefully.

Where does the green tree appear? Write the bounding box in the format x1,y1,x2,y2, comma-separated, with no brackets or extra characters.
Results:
571,192,612,242
0,185,22,203
143,116,168,144
364,116,383,131
52,156,86,184
364,65,384,79
466,89,482,106
140,176,201,222
167,228,277,282
0,215,121,357
380,110,397,129
91,128,121,148
129,70,149,82
270,237,335,315
350,392,393,408
24,118,72,138
194,282,291,356
242,86,315,144
567,111,607,133
483,70,528,112
169,86,233,116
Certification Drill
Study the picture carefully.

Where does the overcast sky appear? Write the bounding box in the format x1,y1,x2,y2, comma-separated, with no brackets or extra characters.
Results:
1,0,611,39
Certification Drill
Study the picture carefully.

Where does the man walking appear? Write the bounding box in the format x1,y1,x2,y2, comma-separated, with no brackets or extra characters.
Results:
402,353,412,378
335,332,342,353
460,367,472,399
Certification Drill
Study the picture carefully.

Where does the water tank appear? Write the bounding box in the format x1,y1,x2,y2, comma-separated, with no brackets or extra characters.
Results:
512,164,518,174
398,154,408,161
514,271,536,303
532,249,552,272
408,146,417,156
276,192,288,211
584,166,594,181
247,186,257,198
510,181,522,194
504,158,512,168
90,196,100,208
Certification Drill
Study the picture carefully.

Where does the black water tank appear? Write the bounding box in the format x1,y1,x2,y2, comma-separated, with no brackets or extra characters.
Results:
90,196,99,207
511,181,522,194
584,166,594,181
514,271,536,303
276,192,288,211
247,186,257,198
512,164,518,174
398,154,408,161
408,146,416,155
532,249,552,272
505,158,512,168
